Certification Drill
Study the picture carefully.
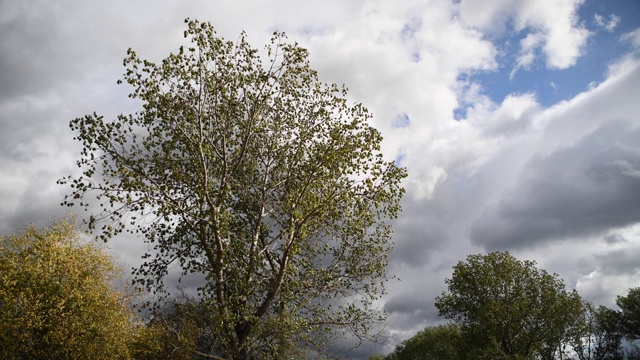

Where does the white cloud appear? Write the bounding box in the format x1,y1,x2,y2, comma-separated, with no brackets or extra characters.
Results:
594,13,621,33
511,32,543,78
468,92,541,137
622,27,640,50
456,0,520,34
458,0,589,74
299,1,498,201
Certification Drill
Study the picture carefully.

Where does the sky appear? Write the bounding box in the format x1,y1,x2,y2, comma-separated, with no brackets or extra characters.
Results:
1,0,639,357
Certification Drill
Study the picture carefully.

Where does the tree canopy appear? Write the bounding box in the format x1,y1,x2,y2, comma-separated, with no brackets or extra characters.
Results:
386,323,461,360
0,218,138,359
567,302,624,360
616,287,640,341
61,19,406,359
435,251,583,359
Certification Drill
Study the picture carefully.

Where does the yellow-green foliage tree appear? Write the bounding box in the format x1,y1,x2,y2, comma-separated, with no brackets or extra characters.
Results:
0,219,138,359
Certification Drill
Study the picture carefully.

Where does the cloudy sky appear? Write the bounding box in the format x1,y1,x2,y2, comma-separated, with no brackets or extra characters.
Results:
1,0,640,357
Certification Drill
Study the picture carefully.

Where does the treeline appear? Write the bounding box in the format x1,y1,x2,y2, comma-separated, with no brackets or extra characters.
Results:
376,252,640,360
2,221,639,359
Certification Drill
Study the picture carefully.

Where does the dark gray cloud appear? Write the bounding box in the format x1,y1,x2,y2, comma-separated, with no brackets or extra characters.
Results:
0,171,69,232
382,265,451,335
572,244,640,306
0,95,71,163
389,202,448,267
388,167,490,270
0,1,102,99
0,92,84,235
384,290,440,321
604,233,628,244
471,119,640,250
594,246,640,276
0,2,62,98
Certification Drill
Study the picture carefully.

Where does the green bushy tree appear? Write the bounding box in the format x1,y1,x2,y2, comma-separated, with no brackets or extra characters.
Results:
386,323,462,360
435,251,583,359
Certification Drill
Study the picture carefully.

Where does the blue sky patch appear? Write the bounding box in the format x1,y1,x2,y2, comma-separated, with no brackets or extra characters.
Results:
459,0,640,109
393,112,411,128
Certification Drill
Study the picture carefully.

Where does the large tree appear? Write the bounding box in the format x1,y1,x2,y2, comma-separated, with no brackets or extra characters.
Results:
61,19,406,359
435,251,583,359
0,219,138,359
